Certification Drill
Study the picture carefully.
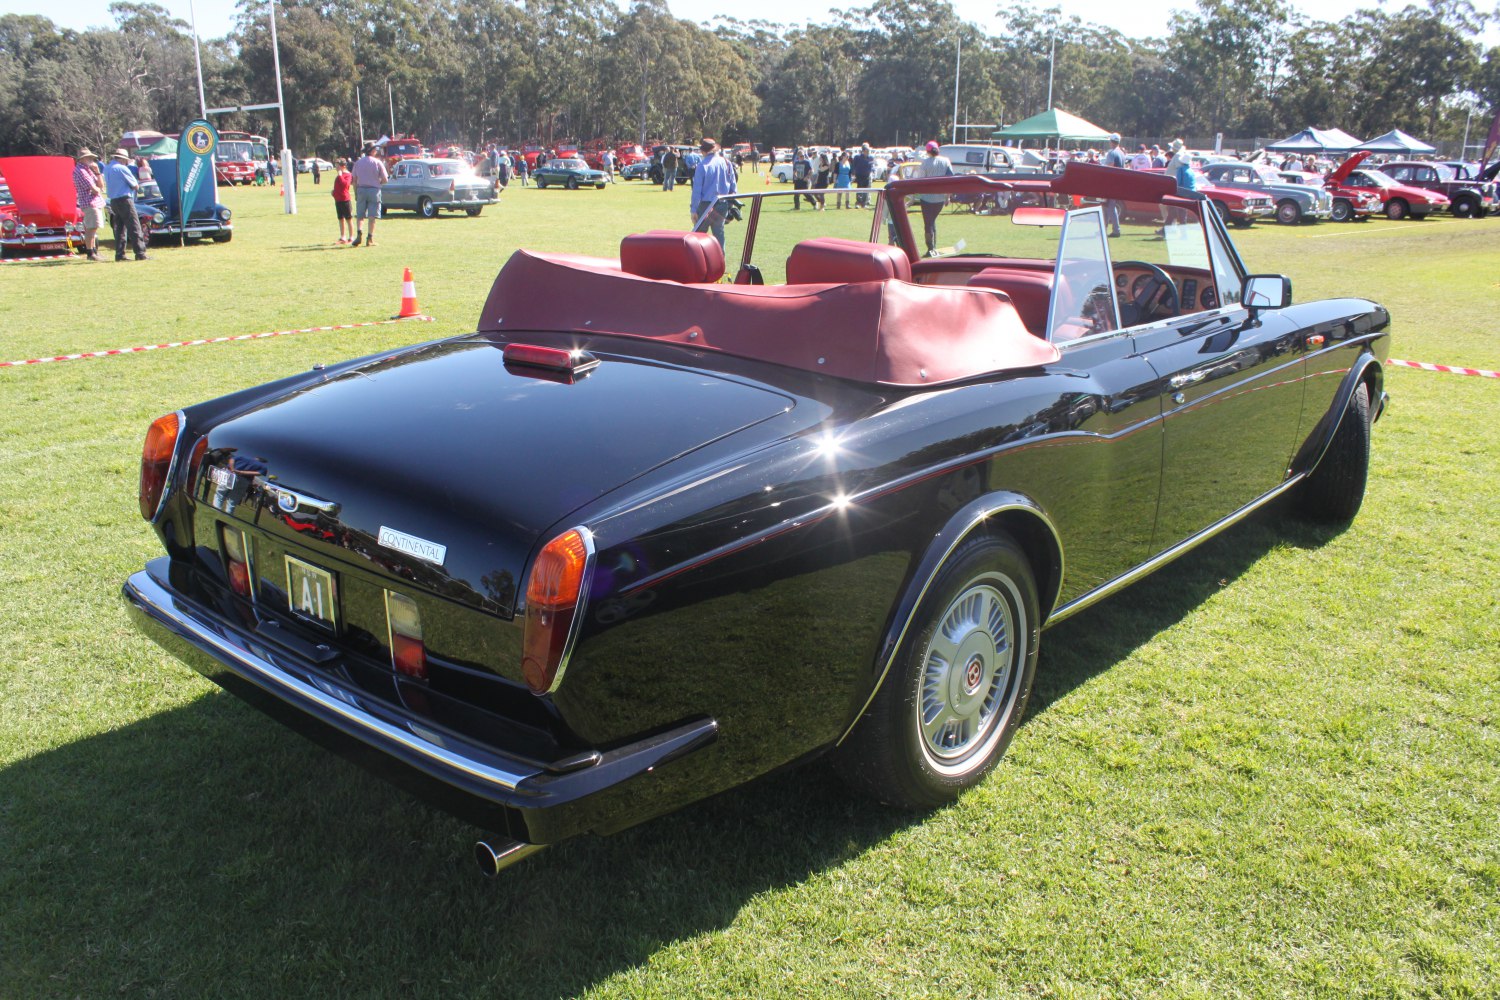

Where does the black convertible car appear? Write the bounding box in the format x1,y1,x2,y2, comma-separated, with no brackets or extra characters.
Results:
124,164,1390,874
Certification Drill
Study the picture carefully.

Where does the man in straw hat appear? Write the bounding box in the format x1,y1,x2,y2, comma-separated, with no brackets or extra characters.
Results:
101,148,150,261
72,149,106,261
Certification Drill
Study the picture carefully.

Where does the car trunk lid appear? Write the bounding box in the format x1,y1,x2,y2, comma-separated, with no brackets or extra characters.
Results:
194,339,794,618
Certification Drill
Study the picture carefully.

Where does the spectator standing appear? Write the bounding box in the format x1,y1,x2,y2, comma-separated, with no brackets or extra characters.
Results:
134,156,154,183
689,137,737,251
915,140,955,256
331,158,354,243
813,152,831,210
662,146,679,192
834,151,853,209
603,149,615,183
497,149,512,189
349,143,389,247
312,157,322,185
516,154,529,186
1150,144,1166,168
72,148,106,261
102,149,149,261
792,147,811,209
851,142,874,207
1102,132,1127,237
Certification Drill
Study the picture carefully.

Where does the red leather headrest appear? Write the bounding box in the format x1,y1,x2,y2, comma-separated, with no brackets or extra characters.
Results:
786,238,912,285
620,230,725,283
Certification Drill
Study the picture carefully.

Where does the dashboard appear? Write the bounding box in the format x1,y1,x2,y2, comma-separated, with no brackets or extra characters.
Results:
1114,266,1218,312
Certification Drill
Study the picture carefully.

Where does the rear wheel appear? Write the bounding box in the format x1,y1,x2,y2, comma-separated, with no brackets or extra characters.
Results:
465,206,482,217
834,533,1039,809
1276,200,1303,225
1386,198,1409,220
566,177,579,190
1298,382,1371,523
417,196,437,218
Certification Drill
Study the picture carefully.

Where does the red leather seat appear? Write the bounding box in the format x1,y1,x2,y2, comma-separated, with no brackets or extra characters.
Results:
786,237,912,285
620,230,725,283
967,268,1055,335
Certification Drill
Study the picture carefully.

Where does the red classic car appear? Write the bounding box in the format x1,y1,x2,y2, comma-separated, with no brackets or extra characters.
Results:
0,156,84,256
1378,160,1496,218
1129,168,1275,227
1328,152,1448,220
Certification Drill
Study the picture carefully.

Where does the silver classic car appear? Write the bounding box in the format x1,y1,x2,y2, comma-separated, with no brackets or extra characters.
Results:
1201,162,1334,224
382,158,497,217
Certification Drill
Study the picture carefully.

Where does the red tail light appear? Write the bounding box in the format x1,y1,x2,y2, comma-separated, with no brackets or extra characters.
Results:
521,528,593,694
139,412,181,519
503,343,599,375
220,525,252,598
385,591,427,680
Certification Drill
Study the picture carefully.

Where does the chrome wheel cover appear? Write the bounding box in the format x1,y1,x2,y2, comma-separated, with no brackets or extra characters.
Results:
917,576,1025,774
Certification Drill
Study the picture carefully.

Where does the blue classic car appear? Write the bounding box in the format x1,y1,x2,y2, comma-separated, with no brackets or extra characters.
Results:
123,164,1389,875
533,157,609,190
138,158,233,243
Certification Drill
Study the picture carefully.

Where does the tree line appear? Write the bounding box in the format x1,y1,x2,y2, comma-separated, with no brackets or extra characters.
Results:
2,0,1496,159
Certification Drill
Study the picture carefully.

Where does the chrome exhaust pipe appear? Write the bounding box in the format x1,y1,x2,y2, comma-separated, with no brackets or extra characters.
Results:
474,839,544,876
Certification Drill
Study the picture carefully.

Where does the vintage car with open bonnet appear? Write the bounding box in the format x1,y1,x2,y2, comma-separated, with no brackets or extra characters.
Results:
124,164,1390,874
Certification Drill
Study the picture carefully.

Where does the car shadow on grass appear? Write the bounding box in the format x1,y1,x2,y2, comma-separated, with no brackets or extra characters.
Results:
1,507,1347,998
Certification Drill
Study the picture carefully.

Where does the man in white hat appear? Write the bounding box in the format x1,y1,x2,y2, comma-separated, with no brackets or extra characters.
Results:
101,148,149,261
72,149,106,261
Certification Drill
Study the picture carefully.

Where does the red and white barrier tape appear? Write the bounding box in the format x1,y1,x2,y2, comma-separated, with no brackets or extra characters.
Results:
1388,358,1499,379
1,316,433,369
0,253,81,264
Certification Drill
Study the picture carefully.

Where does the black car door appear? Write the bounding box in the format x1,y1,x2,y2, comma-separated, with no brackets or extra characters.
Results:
1134,289,1305,552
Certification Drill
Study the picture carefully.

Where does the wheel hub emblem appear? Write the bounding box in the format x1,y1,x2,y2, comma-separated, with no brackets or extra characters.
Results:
963,654,985,695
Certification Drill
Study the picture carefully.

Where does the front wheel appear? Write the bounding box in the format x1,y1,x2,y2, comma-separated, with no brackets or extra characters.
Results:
417,196,436,218
535,179,547,188
1276,200,1303,225
1298,381,1371,522
834,533,1039,809
1451,196,1478,218
212,231,232,243
1386,199,1409,220
1330,199,1354,222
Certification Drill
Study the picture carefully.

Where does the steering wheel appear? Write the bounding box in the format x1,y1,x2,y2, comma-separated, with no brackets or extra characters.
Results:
1115,260,1180,324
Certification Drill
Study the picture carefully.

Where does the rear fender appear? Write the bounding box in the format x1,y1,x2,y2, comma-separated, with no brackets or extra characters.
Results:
835,491,1062,745
1292,352,1384,476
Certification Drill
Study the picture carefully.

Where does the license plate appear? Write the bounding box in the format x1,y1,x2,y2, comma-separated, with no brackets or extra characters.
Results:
37,242,66,252
285,555,338,631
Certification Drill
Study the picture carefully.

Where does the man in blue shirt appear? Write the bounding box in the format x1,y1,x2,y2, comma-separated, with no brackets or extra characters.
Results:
102,148,149,260
689,138,737,251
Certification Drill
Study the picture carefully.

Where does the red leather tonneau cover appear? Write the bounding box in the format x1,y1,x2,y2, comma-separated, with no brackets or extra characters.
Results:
477,250,1060,387
0,156,82,226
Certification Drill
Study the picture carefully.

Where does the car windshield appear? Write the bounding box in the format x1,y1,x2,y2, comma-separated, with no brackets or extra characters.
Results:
1354,170,1395,188
553,159,586,170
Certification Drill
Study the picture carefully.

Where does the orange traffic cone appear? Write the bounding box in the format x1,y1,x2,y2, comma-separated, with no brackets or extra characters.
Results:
393,267,424,319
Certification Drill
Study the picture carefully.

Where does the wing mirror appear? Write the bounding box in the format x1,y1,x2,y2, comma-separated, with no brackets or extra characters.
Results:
1241,274,1291,314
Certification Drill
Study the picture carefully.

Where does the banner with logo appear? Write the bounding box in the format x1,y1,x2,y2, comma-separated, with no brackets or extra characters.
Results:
177,119,219,241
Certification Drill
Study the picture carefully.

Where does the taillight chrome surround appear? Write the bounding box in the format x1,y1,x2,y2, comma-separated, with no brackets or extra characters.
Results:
521,527,595,695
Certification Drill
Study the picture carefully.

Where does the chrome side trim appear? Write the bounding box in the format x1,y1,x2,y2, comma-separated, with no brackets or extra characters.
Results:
835,498,1062,745
123,569,540,792
538,526,596,695
1045,472,1306,626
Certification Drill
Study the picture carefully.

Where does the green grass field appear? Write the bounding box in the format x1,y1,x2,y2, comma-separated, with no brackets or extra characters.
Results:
2,177,1498,999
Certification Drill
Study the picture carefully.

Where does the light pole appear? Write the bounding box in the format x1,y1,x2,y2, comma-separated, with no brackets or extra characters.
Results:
1046,34,1056,111
952,32,962,144
267,0,295,213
